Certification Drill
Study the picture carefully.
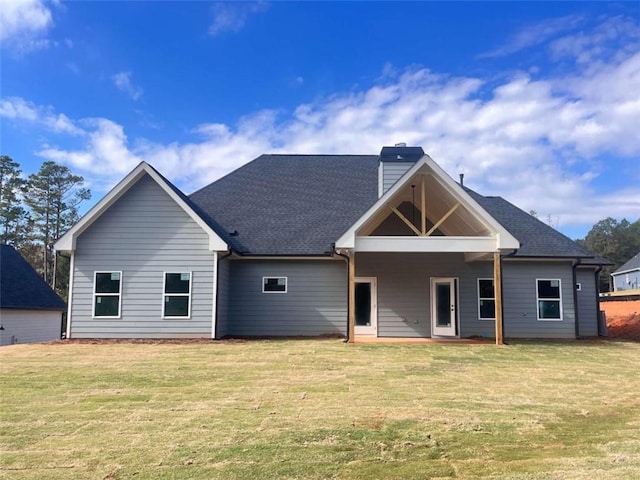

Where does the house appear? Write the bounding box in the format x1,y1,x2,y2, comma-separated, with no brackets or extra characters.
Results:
54,146,608,343
0,244,66,346
611,252,640,292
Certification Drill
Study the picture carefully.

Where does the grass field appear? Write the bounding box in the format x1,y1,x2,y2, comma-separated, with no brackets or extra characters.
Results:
1,339,639,479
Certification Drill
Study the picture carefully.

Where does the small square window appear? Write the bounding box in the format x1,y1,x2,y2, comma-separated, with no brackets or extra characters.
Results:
263,277,287,293
576,283,582,291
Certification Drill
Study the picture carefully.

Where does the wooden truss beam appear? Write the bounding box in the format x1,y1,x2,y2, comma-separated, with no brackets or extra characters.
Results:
426,203,460,236
390,206,422,236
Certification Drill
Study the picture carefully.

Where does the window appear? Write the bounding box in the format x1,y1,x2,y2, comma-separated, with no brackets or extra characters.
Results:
537,279,562,320
477,278,495,320
93,272,122,318
576,283,582,291
263,276,287,293
163,272,191,318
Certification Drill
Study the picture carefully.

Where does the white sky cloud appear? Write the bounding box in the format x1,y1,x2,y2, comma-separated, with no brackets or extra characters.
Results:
479,14,584,59
208,1,268,36
0,96,84,135
112,71,143,101
0,0,53,52
1,15,638,235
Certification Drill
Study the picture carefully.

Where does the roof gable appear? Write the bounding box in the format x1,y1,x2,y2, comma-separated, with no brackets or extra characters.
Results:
54,162,228,253
0,245,66,310
335,155,520,251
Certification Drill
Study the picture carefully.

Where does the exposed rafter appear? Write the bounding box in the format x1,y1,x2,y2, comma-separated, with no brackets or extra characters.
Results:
390,206,422,236
427,203,460,236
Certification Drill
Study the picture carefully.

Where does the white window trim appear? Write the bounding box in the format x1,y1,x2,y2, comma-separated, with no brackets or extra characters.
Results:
477,278,495,321
92,271,122,319
576,283,581,291
163,272,192,319
536,278,563,322
262,276,288,294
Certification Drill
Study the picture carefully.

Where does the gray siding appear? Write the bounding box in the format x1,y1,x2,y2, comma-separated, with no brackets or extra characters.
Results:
355,253,496,338
216,256,231,338
502,261,576,339
382,162,414,194
613,269,640,291
577,268,598,336
71,174,216,338
227,260,347,337
0,310,62,346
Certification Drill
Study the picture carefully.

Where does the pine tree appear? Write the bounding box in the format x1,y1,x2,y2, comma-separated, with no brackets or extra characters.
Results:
0,155,29,246
23,161,91,287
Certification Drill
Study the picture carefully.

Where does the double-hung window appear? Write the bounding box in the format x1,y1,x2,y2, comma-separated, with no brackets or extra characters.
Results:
93,272,122,318
537,279,562,320
477,278,495,320
163,272,191,318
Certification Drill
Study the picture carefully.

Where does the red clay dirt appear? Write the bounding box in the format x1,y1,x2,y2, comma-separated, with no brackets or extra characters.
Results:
601,299,640,342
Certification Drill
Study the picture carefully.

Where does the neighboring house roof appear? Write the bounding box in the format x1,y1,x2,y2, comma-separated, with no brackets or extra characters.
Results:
0,245,66,311
613,252,640,275
55,162,228,253
189,153,606,262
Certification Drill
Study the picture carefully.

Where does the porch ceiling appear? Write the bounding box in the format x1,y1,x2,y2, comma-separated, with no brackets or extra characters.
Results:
358,172,492,238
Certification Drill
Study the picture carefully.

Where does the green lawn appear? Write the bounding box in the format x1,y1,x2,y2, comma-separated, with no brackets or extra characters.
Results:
1,339,639,479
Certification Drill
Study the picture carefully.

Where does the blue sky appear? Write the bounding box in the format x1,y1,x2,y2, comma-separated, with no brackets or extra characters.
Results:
1,1,639,240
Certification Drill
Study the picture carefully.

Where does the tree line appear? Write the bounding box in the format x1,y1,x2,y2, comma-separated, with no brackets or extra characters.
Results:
577,217,640,292
0,155,91,299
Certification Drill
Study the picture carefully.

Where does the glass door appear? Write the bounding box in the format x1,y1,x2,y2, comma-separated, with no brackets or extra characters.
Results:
431,278,457,337
354,277,377,337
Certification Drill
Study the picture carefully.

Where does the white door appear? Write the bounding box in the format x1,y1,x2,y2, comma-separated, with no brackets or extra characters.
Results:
354,277,377,337
431,277,457,337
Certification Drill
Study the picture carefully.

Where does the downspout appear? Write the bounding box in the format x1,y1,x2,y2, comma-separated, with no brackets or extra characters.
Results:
214,250,233,340
499,248,519,345
595,266,604,336
332,243,351,343
572,258,581,338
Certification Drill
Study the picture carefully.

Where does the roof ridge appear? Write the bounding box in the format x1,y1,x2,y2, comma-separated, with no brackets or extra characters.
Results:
261,154,379,157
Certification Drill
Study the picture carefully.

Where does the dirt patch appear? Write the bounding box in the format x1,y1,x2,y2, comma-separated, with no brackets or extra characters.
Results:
607,313,640,342
600,298,640,318
600,298,640,342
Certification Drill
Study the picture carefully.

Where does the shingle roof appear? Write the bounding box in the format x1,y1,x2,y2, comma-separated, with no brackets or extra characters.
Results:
190,155,378,255
189,153,606,263
614,252,640,274
0,245,66,310
464,190,598,259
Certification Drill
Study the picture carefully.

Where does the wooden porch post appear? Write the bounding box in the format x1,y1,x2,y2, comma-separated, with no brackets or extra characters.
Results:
493,252,504,345
348,251,355,343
